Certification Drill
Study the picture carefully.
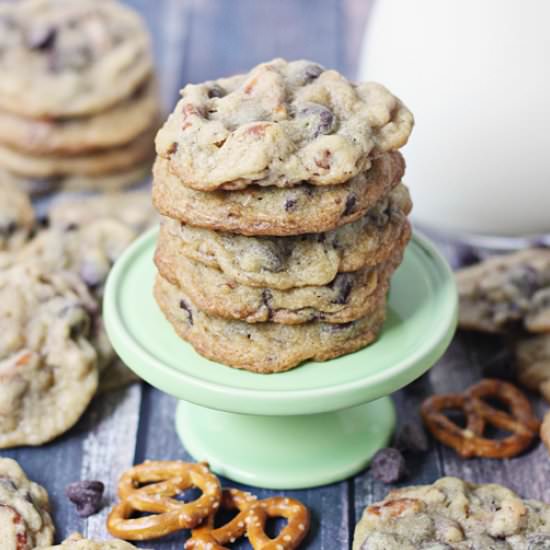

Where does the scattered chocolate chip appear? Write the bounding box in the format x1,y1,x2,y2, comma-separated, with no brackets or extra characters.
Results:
284,198,298,212
370,448,408,483
302,63,324,83
65,480,104,518
393,422,429,454
330,274,353,305
208,84,226,99
343,193,357,217
26,26,56,50
179,299,194,325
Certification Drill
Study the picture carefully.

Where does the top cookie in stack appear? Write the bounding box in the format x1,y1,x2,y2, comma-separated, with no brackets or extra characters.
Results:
0,0,158,195
152,59,414,373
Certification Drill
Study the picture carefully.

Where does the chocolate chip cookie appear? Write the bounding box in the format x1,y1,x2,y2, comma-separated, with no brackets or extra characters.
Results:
153,151,405,236
515,333,550,403
49,190,157,233
0,79,159,156
0,262,99,447
156,243,403,324
0,126,154,179
155,58,413,190
0,458,55,548
45,533,141,550
353,476,550,550
158,184,411,290
154,274,387,373
0,181,34,251
0,0,153,118
457,249,550,333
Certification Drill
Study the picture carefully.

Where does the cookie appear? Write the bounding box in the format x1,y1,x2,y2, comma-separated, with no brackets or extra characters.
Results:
153,151,405,236
457,249,550,333
0,263,99,447
0,458,55,548
515,333,550,403
353,476,550,550
156,58,413,190
0,78,159,155
0,181,34,251
49,190,157,233
0,162,151,196
154,274,387,373
0,0,153,118
158,184,411,290
155,244,403,324
0,126,154,179
45,533,141,550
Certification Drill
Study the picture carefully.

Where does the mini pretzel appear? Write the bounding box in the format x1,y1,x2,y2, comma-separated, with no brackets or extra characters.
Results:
421,379,540,458
107,460,221,540
185,488,310,550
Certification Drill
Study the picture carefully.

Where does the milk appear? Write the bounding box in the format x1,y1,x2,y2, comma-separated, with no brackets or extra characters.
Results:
358,0,550,238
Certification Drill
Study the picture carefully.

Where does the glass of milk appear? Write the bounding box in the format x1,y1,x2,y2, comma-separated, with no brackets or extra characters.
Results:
358,0,550,248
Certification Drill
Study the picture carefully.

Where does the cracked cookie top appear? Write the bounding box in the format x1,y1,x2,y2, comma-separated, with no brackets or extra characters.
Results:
156,58,413,190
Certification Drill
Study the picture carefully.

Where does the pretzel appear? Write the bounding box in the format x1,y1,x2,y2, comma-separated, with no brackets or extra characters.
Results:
185,488,310,550
421,379,540,458
107,460,221,541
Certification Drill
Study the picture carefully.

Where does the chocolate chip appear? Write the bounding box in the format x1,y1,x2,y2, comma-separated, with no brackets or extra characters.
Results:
59,305,91,340
208,84,226,99
298,103,335,138
393,422,429,454
167,142,178,155
370,448,408,483
261,289,273,320
260,242,289,273
284,198,298,212
179,299,193,325
0,220,16,238
26,26,56,50
343,193,357,217
66,480,104,518
302,63,324,83
322,321,353,333
330,274,353,305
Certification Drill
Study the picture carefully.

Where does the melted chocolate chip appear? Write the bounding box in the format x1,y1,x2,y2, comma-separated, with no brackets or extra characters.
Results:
343,193,357,217
26,26,56,50
303,63,323,83
330,274,353,305
284,197,298,212
179,299,194,325
167,142,178,155
208,84,226,99
298,103,335,138
65,480,104,518
370,448,408,484
261,289,273,320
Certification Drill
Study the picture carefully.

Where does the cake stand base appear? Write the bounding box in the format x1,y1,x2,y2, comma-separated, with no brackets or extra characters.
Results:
176,397,395,489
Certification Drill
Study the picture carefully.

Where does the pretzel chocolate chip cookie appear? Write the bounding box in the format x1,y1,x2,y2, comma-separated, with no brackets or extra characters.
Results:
353,476,550,550
154,274,387,372
457,249,550,333
0,0,153,118
0,182,34,252
159,183,411,290
45,533,142,550
153,151,405,236
515,333,550,403
156,58,413,190
0,457,55,548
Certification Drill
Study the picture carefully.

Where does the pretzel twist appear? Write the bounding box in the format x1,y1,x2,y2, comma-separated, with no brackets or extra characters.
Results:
107,461,221,541
421,378,540,458
185,488,310,550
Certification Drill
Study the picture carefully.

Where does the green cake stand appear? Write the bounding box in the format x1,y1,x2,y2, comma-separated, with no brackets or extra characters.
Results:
103,228,457,489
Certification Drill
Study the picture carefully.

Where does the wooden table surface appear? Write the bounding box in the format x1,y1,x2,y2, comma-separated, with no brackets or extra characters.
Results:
3,1,550,548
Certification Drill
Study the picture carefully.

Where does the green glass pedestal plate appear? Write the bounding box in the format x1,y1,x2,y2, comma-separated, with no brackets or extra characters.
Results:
104,228,457,489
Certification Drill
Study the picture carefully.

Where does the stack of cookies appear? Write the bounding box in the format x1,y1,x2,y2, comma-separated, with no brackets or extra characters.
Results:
0,0,158,195
152,59,414,373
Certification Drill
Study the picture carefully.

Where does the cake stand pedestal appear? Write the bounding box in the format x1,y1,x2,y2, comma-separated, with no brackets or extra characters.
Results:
104,229,457,489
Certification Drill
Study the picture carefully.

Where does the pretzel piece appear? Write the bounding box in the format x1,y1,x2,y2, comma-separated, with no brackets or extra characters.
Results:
107,461,221,540
186,489,310,550
421,379,540,458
